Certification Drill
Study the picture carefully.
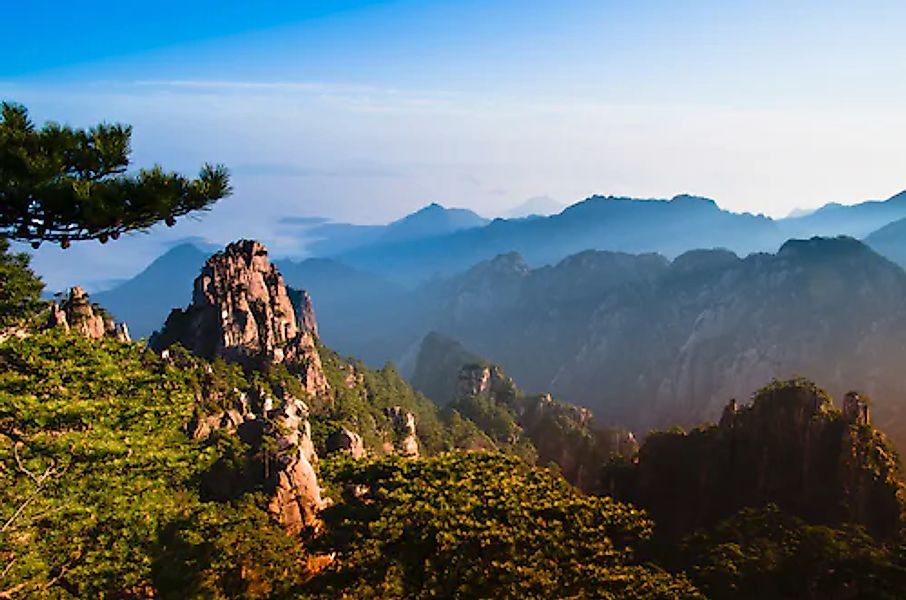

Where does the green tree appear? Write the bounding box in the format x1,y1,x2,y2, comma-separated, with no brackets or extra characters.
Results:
310,452,701,599
679,505,906,599
0,102,230,248
0,330,309,598
0,238,43,327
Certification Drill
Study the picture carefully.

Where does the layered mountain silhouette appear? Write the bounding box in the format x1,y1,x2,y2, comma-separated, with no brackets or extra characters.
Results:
91,192,906,453
864,216,906,268
333,194,780,283
399,237,906,452
96,191,906,340
301,202,488,256
781,190,906,240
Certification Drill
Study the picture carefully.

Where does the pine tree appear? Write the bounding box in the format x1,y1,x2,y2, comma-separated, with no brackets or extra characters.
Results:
0,102,231,248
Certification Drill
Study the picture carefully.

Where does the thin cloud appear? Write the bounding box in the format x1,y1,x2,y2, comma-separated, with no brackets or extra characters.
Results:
232,162,400,179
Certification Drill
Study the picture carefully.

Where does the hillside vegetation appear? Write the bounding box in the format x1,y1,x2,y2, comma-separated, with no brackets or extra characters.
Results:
4,239,906,599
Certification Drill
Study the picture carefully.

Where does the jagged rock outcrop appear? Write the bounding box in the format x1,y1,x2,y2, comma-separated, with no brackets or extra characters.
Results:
326,428,366,459
48,286,130,341
264,397,326,532
189,387,253,440
151,240,329,398
843,391,871,426
296,290,319,338
385,406,420,457
605,379,906,541
195,386,327,534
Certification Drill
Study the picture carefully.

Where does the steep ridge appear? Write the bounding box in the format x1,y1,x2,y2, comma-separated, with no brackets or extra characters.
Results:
426,249,670,392
411,332,637,491
604,379,906,542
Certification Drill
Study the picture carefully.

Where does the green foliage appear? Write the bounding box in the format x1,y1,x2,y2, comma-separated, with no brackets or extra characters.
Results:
0,238,44,327
310,452,701,599
606,379,906,542
152,496,314,599
0,330,306,598
446,394,538,463
449,393,521,444
679,505,906,599
0,102,230,246
316,347,448,456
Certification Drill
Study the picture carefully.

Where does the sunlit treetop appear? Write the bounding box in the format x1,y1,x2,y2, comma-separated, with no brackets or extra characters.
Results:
0,101,231,249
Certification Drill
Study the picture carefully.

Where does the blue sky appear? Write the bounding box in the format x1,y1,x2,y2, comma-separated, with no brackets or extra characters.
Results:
4,0,906,289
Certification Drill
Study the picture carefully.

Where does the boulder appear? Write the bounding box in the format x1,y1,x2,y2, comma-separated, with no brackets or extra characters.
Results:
326,428,366,459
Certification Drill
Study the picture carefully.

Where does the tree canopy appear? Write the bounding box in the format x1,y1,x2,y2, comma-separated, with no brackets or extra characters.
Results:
311,452,701,599
0,102,230,248
0,238,43,328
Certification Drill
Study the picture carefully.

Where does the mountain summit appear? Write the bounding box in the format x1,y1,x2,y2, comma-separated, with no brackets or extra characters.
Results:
151,239,329,397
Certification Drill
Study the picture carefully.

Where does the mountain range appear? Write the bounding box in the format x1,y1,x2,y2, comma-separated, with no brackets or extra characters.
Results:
89,191,906,454
97,190,906,339
8,232,906,598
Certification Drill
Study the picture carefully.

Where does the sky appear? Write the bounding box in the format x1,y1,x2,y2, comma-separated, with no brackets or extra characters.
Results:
4,0,906,290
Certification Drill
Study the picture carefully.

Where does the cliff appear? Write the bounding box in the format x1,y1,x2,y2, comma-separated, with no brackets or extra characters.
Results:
604,379,906,541
48,286,130,342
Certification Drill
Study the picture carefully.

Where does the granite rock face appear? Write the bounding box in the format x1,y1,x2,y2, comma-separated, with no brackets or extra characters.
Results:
193,385,327,534
264,397,326,533
152,240,329,398
158,240,332,532
49,286,130,342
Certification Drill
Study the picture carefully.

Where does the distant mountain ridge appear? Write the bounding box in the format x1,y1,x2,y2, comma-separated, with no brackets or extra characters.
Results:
318,189,906,283
302,202,488,256
781,190,906,239
333,194,780,283
279,236,906,454
864,216,906,268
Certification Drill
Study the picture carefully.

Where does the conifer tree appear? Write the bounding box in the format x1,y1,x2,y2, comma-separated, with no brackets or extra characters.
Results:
0,102,231,248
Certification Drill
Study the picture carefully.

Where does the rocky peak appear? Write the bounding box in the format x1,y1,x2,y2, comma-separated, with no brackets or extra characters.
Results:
295,290,319,339
843,391,870,426
152,240,329,398
49,286,130,342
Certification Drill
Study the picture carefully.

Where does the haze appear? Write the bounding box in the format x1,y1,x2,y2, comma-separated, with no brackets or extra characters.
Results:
4,0,906,290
